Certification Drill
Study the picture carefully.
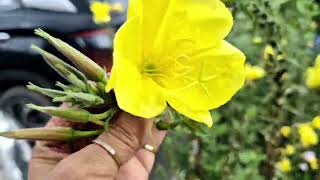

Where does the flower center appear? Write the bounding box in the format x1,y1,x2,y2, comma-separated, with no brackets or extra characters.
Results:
142,54,192,88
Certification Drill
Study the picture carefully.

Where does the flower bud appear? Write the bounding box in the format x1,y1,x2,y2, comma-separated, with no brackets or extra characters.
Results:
55,64,87,91
27,104,114,126
0,127,103,141
66,92,104,106
35,29,107,82
31,45,87,82
27,82,65,98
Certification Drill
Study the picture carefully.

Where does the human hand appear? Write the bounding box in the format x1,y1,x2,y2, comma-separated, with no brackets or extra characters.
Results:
28,110,166,180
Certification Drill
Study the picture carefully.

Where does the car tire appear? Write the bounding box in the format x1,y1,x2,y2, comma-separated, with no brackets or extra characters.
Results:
0,86,52,128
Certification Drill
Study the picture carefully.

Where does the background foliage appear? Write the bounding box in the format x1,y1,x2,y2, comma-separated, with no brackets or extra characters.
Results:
153,1,320,179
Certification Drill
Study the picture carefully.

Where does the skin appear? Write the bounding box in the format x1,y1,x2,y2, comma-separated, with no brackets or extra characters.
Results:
28,111,166,180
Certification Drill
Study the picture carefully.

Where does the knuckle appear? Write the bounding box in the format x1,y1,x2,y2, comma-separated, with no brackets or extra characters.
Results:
110,122,140,149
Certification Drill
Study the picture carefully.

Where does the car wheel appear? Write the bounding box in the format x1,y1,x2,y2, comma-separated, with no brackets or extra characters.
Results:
0,86,51,128
0,87,52,180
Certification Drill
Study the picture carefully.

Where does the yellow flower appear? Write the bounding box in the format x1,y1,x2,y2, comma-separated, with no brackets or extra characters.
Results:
245,64,265,81
306,55,320,89
263,45,275,60
90,1,112,23
276,54,285,61
253,37,262,44
306,66,320,89
283,145,295,156
276,158,292,173
280,73,289,81
315,55,320,68
312,116,320,129
280,126,291,138
107,0,246,127
298,124,318,148
310,158,319,170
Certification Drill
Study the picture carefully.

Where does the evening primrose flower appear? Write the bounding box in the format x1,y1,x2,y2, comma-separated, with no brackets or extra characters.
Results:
306,66,320,89
276,158,292,173
280,126,291,138
276,54,285,61
283,145,295,156
306,55,320,89
312,116,320,129
298,124,318,148
91,1,124,24
303,151,319,170
90,1,112,23
263,45,275,60
107,0,246,127
253,37,262,44
245,64,265,81
310,158,319,170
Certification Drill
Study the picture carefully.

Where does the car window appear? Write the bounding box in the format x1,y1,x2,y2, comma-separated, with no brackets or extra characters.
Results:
21,0,77,13
0,0,21,12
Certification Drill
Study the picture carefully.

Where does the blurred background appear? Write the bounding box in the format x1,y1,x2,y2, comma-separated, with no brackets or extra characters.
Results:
0,0,320,179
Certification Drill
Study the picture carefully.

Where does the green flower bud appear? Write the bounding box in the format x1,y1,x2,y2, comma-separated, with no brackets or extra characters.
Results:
27,82,65,98
66,92,104,106
31,45,87,82
27,104,115,126
55,64,88,92
35,29,107,82
0,127,103,141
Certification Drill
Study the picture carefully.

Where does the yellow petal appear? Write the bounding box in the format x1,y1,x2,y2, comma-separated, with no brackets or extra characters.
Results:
167,41,245,111
154,0,233,53
106,17,142,91
113,17,142,66
127,0,142,18
105,67,116,92
127,0,170,54
168,96,213,127
113,61,167,118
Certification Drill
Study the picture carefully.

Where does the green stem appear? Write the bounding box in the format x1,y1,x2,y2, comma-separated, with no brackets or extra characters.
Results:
89,119,105,126
73,129,104,139
90,107,119,121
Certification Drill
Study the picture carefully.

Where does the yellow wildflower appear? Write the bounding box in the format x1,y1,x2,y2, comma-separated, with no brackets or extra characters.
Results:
263,45,275,60
276,54,285,61
280,73,289,81
253,37,262,44
283,145,295,156
245,64,265,81
306,55,320,89
298,124,318,148
276,158,292,173
306,66,320,89
310,158,319,170
90,1,112,23
312,116,320,129
315,55,320,68
107,0,246,127
280,126,291,138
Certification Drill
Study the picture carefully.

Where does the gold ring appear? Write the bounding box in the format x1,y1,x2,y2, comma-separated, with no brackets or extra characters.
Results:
93,139,121,166
144,144,156,153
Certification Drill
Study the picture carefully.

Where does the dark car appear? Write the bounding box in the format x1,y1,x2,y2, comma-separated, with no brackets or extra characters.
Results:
0,0,127,129
0,1,127,179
